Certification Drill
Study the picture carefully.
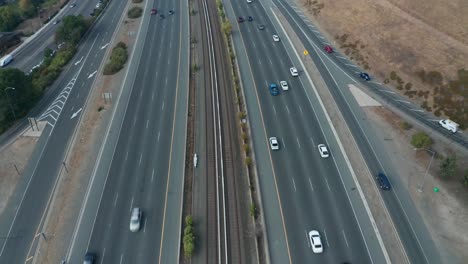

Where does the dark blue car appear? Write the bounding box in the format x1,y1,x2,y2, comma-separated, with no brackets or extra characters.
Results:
269,84,279,96
376,173,391,190
359,72,371,81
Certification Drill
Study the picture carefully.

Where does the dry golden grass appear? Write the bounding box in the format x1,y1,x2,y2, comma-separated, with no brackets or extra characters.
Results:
300,0,468,126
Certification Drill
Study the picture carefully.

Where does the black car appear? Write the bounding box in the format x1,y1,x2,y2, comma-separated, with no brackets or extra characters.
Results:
84,252,96,264
237,16,244,23
160,14,165,19
359,72,371,81
376,173,391,190
257,24,265,30
168,10,174,15
248,16,253,21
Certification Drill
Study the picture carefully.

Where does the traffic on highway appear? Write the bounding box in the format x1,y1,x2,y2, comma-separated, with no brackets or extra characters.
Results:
0,0,465,263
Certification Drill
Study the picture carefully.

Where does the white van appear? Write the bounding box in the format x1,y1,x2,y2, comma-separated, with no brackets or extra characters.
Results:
0,54,13,67
439,119,459,133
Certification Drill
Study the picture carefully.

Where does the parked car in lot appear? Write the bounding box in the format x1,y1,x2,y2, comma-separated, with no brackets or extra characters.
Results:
290,67,298,76
309,230,323,253
269,137,279,150
359,72,371,81
269,83,279,96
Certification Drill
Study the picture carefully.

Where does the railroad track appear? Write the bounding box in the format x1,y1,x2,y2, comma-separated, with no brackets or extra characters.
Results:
196,0,243,262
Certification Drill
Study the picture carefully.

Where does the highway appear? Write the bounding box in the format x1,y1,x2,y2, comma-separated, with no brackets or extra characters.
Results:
0,0,130,262
67,0,190,262
272,0,441,262
225,0,386,263
8,1,100,73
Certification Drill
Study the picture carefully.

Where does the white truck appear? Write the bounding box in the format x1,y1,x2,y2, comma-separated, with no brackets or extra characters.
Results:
439,119,459,133
0,54,13,67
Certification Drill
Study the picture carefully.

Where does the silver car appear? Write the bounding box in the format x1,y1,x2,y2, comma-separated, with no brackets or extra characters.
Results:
130,208,142,232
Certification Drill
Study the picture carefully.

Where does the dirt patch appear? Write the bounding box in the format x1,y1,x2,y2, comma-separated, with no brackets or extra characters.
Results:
365,107,468,263
0,136,38,215
299,0,468,124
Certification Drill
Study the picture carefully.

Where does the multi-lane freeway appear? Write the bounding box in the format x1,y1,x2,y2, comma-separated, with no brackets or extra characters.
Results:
226,0,385,263
0,0,131,262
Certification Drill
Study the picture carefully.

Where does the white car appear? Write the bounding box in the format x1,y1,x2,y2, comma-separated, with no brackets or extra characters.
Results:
280,81,288,91
269,137,279,150
317,144,329,158
272,35,280,42
290,67,298,77
309,230,323,253
129,208,142,232
247,0,252,3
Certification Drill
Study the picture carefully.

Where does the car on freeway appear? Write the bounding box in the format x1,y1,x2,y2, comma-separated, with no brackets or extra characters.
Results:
359,72,371,81
247,0,252,3
169,9,174,15
70,3,76,8
130,208,142,232
290,67,298,77
53,19,60,25
317,144,329,158
95,3,101,8
248,16,253,21
324,45,333,53
151,8,157,15
90,11,95,16
83,252,96,264
237,16,244,23
257,24,265,30
269,83,279,96
376,173,391,190
269,137,279,150
280,81,288,91
160,14,165,19
309,230,323,253
272,34,280,42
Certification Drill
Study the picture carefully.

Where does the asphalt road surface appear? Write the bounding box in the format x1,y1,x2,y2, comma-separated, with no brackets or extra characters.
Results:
227,0,386,263
71,0,190,262
0,0,129,262
273,0,440,262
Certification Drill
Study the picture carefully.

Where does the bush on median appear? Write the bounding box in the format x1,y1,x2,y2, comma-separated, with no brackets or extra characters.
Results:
103,42,128,75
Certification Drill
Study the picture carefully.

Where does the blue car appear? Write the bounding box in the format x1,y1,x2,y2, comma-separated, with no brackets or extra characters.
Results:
376,173,391,190
269,84,279,96
359,72,371,81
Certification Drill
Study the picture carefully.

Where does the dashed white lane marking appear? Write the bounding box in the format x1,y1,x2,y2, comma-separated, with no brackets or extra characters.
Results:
292,177,297,192
394,99,411,104
296,137,301,149
342,230,349,248
114,193,119,207
130,197,134,211
324,178,331,191
151,169,155,182
308,178,314,191
345,64,358,67
323,229,330,247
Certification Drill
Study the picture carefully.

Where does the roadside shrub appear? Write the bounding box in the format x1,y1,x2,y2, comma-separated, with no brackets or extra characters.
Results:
183,215,195,258
245,157,252,166
103,42,128,75
128,7,143,18
411,132,433,149
440,155,457,178
400,121,413,130
249,203,257,218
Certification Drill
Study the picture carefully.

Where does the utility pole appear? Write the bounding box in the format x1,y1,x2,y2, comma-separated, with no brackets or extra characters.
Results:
4,87,16,121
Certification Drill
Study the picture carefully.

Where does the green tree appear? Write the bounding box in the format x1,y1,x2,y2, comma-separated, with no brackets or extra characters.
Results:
55,15,88,45
440,155,457,178
18,0,35,17
411,132,433,149
183,215,195,258
0,68,35,122
0,5,22,31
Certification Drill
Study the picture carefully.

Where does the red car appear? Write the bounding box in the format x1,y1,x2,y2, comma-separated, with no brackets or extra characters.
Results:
324,45,333,53
150,8,157,15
